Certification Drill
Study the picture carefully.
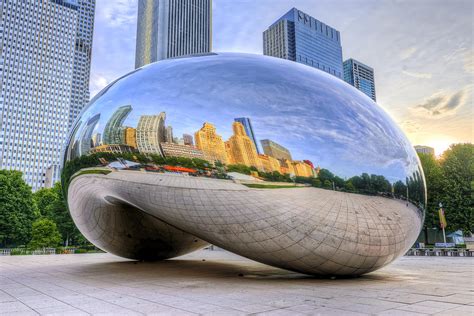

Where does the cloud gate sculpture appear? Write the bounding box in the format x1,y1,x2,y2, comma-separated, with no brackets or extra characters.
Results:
62,53,425,276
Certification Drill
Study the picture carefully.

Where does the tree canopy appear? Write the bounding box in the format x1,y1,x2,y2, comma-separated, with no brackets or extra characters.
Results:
28,218,61,249
0,170,37,247
33,182,87,246
438,144,473,234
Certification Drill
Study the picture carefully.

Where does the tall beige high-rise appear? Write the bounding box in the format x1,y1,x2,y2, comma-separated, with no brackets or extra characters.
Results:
226,122,262,170
135,0,212,68
258,154,281,173
136,113,167,155
194,123,227,164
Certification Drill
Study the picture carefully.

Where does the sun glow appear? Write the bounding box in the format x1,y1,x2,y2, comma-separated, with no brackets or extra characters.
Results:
423,137,458,157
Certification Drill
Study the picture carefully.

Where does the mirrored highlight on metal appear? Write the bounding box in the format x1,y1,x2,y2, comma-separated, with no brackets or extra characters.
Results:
62,53,425,276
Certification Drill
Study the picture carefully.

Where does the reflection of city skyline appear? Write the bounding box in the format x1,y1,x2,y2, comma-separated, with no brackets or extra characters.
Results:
72,110,423,201
77,103,410,184
86,109,317,178
91,106,314,174
73,53,421,185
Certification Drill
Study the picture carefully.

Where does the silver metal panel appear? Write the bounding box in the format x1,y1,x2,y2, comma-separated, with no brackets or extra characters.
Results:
62,53,425,276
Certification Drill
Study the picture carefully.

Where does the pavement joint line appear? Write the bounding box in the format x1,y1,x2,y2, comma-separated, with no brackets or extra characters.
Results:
1,251,472,315
5,274,139,315
40,269,250,315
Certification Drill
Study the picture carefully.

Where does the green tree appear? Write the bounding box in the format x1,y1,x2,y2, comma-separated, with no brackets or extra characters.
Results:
0,170,37,247
393,180,407,199
50,182,87,246
28,218,61,249
345,180,355,192
333,176,345,190
227,164,252,175
193,158,211,170
323,180,333,189
438,144,473,235
318,169,334,183
418,152,443,232
311,178,322,188
33,187,57,218
32,182,88,246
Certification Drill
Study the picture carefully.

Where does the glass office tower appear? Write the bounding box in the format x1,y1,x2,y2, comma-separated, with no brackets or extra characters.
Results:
68,0,96,128
135,0,212,68
263,8,343,78
234,118,260,154
343,58,376,102
0,0,94,190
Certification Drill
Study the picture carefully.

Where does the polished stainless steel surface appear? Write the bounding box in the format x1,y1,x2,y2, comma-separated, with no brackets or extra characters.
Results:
62,53,425,276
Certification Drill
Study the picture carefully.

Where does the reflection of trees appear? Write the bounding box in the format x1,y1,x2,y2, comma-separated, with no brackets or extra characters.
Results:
61,152,216,199
224,165,419,199
406,169,425,207
63,151,425,211
348,173,392,196
393,180,407,198
148,154,210,170
255,166,425,206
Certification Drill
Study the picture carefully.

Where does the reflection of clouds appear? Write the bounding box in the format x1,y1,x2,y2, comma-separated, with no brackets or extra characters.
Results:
72,53,421,183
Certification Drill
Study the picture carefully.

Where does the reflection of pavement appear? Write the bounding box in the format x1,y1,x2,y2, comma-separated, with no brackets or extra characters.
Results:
69,171,422,276
0,251,472,315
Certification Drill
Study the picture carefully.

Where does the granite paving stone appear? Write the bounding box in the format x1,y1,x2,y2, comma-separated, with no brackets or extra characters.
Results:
0,250,472,315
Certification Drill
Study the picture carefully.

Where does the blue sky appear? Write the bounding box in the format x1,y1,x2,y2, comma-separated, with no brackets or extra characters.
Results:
90,0,473,155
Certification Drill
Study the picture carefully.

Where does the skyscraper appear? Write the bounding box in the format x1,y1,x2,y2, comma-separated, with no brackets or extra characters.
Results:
80,114,101,155
225,122,262,170
0,0,94,190
414,145,435,156
103,105,132,145
165,126,174,143
292,161,314,177
258,154,281,173
260,139,292,161
234,117,260,154
135,0,212,68
136,113,167,155
124,127,138,148
263,8,343,78
194,123,227,164
68,0,96,127
183,134,194,146
343,58,376,102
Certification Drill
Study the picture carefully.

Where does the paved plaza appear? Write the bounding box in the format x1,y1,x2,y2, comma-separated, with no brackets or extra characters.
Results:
0,250,472,315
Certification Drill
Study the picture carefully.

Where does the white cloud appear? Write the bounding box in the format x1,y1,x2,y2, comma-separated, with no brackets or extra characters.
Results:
98,0,137,27
400,47,417,60
400,120,421,134
464,52,474,73
89,73,109,98
402,70,432,79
